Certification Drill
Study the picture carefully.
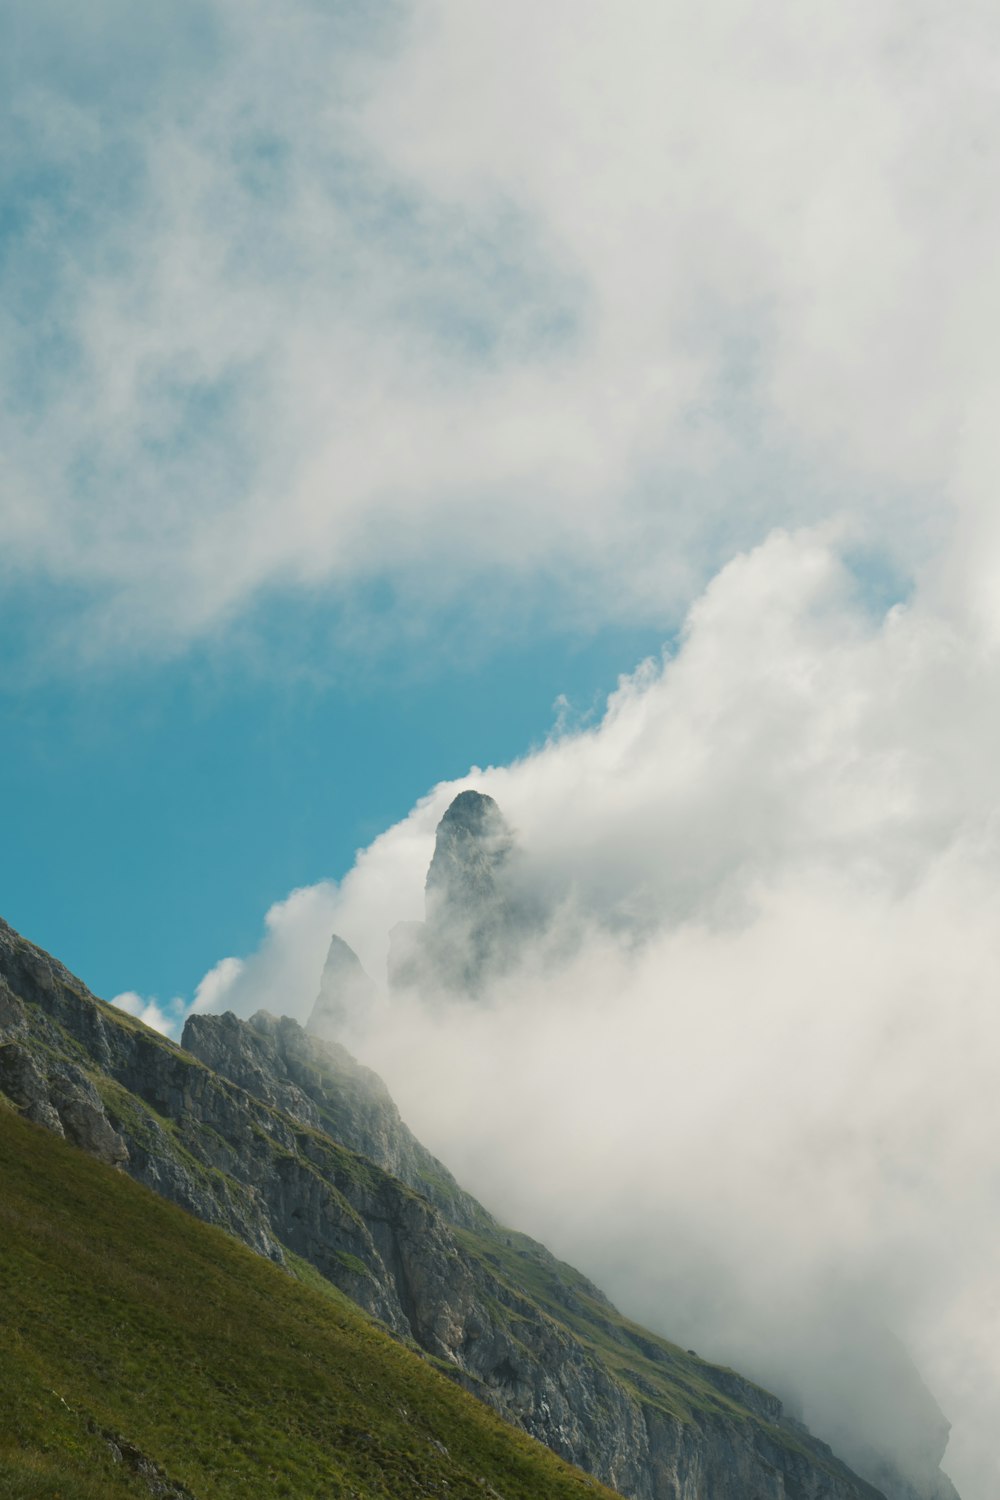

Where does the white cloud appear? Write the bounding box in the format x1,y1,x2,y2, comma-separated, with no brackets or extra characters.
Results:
112,990,187,1037
187,529,1000,1497
191,956,246,1015
5,1,1000,657
188,882,340,1026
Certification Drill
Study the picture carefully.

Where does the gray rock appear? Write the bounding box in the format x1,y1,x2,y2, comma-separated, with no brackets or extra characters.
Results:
307,933,376,1040
0,978,28,1039
185,1007,485,1230
0,1041,66,1135
389,789,522,997
50,1068,130,1167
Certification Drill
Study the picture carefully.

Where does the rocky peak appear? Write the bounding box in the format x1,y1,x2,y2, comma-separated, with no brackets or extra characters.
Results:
307,933,375,1040
390,789,519,997
425,789,513,908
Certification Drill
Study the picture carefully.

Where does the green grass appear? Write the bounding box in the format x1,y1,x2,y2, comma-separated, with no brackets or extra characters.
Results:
0,1105,616,1500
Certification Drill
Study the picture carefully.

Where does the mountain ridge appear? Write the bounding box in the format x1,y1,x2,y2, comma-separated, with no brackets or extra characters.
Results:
0,908,894,1500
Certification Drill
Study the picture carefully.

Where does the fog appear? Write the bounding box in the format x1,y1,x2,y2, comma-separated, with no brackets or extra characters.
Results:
185,528,1000,1498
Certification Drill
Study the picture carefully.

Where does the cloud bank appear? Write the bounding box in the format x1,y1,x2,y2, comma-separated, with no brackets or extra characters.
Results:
184,528,1000,1498
5,1,1000,659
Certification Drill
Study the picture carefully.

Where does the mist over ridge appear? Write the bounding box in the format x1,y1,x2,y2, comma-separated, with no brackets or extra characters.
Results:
172,526,1000,1500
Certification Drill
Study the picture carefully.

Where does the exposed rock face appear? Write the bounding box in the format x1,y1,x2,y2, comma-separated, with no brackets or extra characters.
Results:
0,912,953,1500
389,789,521,996
0,986,128,1166
426,790,514,916
307,933,375,1039
185,1006,483,1229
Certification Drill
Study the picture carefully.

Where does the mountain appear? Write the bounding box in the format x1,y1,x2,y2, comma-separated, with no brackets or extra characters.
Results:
1,910,896,1500
387,790,524,996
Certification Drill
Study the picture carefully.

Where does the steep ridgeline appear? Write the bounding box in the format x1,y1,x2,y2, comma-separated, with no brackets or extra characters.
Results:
0,915,887,1500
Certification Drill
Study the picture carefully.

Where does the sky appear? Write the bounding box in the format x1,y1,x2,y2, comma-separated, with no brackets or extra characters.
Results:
4,3,1000,1497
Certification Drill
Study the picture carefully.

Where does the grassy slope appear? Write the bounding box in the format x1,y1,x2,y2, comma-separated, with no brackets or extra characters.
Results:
0,1105,616,1500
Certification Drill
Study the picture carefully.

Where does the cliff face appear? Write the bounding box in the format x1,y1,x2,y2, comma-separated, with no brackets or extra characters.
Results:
0,912,891,1500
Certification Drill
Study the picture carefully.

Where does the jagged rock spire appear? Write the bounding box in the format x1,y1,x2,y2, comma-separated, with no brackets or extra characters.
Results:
389,789,518,998
426,789,512,918
306,933,374,1040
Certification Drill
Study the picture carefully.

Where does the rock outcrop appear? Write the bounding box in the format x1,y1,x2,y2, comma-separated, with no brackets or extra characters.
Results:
389,790,522,996
0,912,950,1500
186,1006,484,1230
307,933,375,1038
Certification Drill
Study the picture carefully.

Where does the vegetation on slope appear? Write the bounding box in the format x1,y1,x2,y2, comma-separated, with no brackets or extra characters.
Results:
0,1104,616,1500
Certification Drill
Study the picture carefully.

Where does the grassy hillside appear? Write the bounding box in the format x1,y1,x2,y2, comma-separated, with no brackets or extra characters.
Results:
0,1103,616,1500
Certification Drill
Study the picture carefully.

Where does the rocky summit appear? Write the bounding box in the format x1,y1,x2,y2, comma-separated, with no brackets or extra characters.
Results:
0,910,963,1500
308,931,376,1038
389,789,522,997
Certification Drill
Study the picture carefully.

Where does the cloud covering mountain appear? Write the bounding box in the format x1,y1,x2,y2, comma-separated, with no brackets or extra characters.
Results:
182,526,1000,1499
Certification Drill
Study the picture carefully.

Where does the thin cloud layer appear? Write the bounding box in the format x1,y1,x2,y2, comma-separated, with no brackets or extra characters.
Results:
5,2,1000,657
187,530,1000,1498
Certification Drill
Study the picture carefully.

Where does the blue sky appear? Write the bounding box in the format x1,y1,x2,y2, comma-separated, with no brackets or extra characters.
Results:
0,0,662,1000
0,595,664,1002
